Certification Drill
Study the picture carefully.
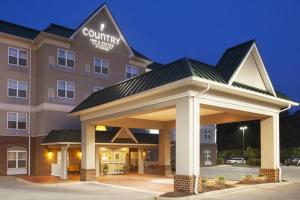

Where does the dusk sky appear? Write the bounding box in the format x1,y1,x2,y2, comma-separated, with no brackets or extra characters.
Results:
1,0,299,110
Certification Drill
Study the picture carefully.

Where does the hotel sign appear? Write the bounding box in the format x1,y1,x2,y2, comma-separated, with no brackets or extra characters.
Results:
82,23,120,51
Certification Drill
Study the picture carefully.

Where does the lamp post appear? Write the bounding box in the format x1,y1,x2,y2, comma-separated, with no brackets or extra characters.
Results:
240,126,248,158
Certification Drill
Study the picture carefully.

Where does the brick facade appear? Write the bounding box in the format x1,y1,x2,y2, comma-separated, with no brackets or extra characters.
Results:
259,168,280,182
80,169,96,181
174,175,202,194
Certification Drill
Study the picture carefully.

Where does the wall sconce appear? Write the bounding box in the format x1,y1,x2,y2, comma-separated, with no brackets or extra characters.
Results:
96,125,107,131
47,150,53,160
77,151,82,159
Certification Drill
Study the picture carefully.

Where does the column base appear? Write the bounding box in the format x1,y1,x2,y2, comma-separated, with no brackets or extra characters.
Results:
259,168,280,182
80,169,97,181
174,175,202,194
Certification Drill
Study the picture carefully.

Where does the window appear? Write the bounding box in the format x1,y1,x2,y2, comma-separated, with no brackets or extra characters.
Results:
8,47,28,67
57,80,75,99
7,112,27,130
204,129,211,140
126,65,139,79
203,150,212,165
7,146,27,169
93,86,103,92
94,58,109,75
57,49,75,68
8,80,27,98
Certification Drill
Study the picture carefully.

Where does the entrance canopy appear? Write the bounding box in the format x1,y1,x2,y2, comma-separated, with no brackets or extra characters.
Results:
69,40,298,193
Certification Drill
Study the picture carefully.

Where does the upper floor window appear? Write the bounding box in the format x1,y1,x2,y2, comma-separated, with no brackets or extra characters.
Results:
93,86,103,92
57,49,75,68
8,80,27,98
7,112,27,130
126,65,139,79
204,129,211,140
57,80,75,99
8,47,28,67
94,58,109,75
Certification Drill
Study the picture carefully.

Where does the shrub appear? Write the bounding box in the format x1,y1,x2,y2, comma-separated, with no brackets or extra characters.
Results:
217,158,224,165
245,147,260,159
256,175,267,182
242,175,254,182
247,158,261,166
201,177,208,186
216,176,225,185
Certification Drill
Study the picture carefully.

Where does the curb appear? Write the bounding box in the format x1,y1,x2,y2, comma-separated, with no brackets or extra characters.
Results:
155,181,292,200
15,177,93,187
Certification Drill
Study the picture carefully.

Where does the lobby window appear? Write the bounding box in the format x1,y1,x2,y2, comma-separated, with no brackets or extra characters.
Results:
93,86,103,92
126,65,139,79
7,112,27,130
57,80,75,99
8,80,27,98
203,150,212,165
204,129,211,140
94,58,109,75
57,49,75,68
8,47,28,67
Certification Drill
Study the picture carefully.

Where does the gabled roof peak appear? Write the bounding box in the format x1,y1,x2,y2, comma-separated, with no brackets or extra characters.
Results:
226,39,255,51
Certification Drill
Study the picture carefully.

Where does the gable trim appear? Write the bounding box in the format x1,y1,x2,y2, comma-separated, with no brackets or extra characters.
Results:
228,43,276,96
70,4,133,57
110,127,138,143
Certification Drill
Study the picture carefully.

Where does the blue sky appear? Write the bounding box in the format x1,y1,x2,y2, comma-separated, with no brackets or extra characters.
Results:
1,0,299,110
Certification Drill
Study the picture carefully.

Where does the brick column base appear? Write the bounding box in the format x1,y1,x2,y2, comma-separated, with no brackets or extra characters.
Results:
174,175,202,194
259,168,280,182
80,169,96,181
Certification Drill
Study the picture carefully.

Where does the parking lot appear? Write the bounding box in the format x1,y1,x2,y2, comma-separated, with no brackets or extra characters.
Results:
201,165,300,182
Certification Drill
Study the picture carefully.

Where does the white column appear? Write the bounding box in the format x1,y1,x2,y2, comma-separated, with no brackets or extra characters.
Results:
261,113,280,169
60,146,68,180
81,122,96,181
96,146,100,177
138,148,144,174
175,96,200,176
159,129,171,166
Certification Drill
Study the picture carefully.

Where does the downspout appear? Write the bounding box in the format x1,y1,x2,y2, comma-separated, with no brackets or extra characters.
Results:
28,43,33,175
277,104,291,182
194,83,210,194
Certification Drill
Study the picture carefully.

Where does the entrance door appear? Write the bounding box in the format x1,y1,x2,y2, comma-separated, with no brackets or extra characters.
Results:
7,146,27,175
101,149,127,174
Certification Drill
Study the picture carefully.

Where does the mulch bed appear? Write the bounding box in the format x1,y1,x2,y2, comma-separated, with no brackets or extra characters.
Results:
160,184,235,198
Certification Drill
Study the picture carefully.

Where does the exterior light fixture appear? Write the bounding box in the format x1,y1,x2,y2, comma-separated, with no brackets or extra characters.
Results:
239,126,248,158
77,151,82,159
96,125,107,131
47,150,53,160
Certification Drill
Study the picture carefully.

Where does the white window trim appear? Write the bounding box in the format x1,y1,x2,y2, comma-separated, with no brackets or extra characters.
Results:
93,86,103,92
203,150,212,162
57,48,75,68
57,80,75,99
8,47,28,68
125,64,139,79
94,57,109,75
7,147,27,169
7,79,28,99
7,112,27,130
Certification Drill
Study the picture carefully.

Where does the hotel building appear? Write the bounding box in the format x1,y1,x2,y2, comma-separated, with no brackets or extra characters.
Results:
0,4,297,194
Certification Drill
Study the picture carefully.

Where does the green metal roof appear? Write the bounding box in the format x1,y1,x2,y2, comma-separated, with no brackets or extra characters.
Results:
216,40,255,82
71,57,226,113
43,129,158,144
0,19,40,39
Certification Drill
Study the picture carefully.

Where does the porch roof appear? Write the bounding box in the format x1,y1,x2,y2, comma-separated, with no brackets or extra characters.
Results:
42,129,159,145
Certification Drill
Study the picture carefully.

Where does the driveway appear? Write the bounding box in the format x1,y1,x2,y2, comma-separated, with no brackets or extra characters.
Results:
201,165,300,182
0,176,155,200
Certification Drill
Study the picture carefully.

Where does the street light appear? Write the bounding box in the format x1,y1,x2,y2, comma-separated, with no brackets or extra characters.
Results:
240,126,248,158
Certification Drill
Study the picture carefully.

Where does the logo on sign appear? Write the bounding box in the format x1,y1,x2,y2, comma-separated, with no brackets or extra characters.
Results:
82,23,120,51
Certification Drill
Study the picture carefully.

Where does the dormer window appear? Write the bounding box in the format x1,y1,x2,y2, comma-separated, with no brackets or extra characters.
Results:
8,47,28,67
57,49,75,68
